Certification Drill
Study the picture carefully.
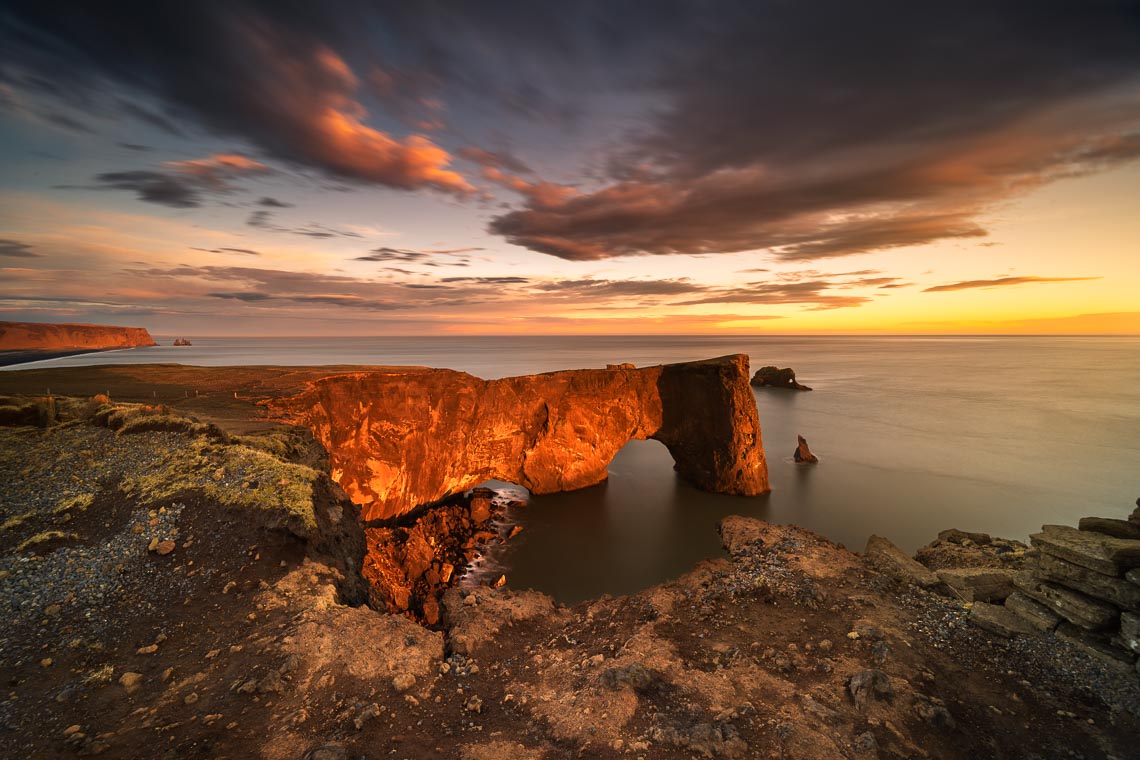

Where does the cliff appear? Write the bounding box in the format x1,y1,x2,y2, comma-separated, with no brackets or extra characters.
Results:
269,354,769,521
0,321,157,351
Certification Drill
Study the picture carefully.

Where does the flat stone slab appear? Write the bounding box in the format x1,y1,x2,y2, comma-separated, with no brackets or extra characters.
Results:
969,602,1036,638
1013,571,1120,631
1122,612,1140,655
1004,591,1061,632
1033,552,1140,611
864,535,940,588
1078,516,1140,541
936,568,1015,602
1030,524,1140,576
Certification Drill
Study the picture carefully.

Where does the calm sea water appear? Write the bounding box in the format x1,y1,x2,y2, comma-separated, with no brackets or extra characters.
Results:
9,335,1140,603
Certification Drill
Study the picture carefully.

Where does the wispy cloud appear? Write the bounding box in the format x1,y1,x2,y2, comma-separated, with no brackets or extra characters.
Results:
0,239,42,258
923,276,1100,293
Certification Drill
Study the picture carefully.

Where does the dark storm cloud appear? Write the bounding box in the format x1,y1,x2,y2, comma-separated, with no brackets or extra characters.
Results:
923,276,1100,293
488,3,1140,261
0,239,41,258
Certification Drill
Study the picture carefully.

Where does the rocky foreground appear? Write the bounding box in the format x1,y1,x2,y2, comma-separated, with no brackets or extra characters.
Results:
1,396,1139,759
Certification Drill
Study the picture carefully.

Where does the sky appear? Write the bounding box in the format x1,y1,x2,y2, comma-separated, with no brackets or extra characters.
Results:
1,1,1138,336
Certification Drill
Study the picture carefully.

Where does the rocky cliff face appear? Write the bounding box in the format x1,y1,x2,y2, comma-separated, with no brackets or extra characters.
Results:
0,321,156,350
269,354,768,521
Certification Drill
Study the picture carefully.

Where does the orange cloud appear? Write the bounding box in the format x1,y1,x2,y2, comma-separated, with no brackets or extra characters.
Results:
314,109,472,194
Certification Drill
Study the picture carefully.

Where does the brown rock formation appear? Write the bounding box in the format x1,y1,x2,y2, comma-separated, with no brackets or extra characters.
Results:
269,354,768,521
793,434,818,463
0,320,156,350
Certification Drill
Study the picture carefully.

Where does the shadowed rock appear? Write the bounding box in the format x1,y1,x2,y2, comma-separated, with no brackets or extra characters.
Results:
270,354,768,521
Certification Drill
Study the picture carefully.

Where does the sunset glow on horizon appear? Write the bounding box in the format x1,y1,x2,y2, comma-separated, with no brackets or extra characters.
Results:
1,3,1138,336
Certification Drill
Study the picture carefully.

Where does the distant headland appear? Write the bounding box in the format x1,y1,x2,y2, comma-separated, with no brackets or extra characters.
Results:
0,320,156,366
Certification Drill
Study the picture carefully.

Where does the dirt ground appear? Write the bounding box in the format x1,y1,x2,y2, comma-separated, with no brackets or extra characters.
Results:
1,378,1139,759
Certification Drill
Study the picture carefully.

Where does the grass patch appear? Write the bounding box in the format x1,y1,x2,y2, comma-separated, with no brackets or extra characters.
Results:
53,493,95,515
1,511,36,532
15,530,79,553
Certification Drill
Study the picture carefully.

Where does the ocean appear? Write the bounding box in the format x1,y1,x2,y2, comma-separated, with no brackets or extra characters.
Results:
9,335,1139,603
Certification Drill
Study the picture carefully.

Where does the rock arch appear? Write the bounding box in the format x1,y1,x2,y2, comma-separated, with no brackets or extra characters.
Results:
269,354,769,521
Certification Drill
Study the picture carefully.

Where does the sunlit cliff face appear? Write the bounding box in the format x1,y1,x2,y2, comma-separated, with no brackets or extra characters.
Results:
1,3,1139,335
268,357,767,521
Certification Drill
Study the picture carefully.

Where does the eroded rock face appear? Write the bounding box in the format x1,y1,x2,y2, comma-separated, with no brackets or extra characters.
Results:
269,354,768,521
0,320,156,350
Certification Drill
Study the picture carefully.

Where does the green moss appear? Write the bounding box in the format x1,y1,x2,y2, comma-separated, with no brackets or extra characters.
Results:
116,434,320,536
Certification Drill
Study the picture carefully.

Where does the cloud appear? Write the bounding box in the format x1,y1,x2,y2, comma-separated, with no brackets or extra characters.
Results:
459,146,532,175
257,196,293,208
923,276,1101,293
354,246,483,266
246,210,360,239
163,153,270,186
92,170,202,208
88,152,272,207
440,276,530,285
0,239,41,258
0,5,473,196
485,4,1140,261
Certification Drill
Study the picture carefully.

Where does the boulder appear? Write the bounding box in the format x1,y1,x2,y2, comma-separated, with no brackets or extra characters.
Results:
936,568,1015,602
793,435,818,464
1013,572,1119,631
1030,524,1140,576
1129,498,1140,526
1032,552,1140,610
937,529,992,546
1121,612,1139,654
750,366,811,391
1003,591,1061,632
1078,516,1140,541
969,602,1037,637
864,535,940,588
1128,567,1140,586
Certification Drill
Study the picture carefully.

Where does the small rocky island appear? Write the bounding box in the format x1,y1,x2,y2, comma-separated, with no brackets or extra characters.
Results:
751,365,812,390
0,359,1138,759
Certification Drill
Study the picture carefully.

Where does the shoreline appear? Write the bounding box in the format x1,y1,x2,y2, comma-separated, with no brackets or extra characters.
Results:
0,347,126,369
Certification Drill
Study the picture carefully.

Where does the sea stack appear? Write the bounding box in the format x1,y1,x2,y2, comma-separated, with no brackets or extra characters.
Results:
751,366,812,391
794,435,818,463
